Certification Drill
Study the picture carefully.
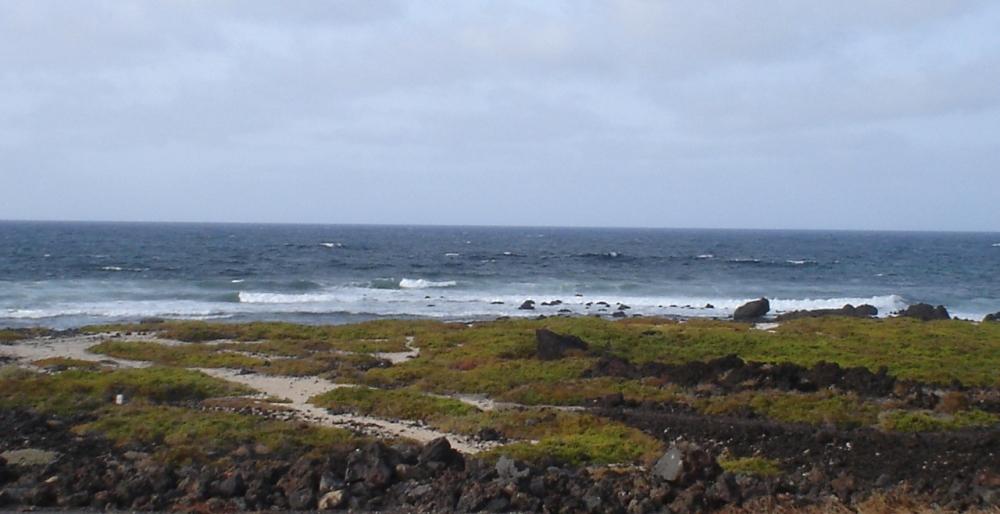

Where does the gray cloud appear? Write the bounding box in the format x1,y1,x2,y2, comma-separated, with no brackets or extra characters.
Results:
1,0,998,230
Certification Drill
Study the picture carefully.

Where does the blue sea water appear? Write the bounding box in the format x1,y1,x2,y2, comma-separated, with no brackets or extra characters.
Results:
1,221,998,328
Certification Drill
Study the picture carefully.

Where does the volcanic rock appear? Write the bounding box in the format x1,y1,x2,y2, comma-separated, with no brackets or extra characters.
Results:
733,298,770,321
535,329,589,360
518,300,535,310
898,303,950,321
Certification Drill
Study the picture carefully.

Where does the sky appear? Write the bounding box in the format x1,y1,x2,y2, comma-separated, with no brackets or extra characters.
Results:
1,1,998,231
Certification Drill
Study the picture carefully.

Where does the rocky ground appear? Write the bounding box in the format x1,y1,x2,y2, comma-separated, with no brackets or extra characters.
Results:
2,315,999,512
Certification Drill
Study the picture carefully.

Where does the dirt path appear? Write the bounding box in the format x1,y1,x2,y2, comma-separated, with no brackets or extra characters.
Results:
1,334,493,454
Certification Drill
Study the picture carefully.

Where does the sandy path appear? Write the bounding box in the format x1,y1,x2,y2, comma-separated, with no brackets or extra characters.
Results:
1,334,491,454
198,368,491,453
0,334,150,368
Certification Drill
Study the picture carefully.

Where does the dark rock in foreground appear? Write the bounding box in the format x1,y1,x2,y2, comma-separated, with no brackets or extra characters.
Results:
984,311,1000,323
898,303,950,321
535,329,589,360
733,298,770,321
776,303,878,321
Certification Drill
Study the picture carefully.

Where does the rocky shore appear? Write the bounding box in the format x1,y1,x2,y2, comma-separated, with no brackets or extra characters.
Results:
2,316,999,512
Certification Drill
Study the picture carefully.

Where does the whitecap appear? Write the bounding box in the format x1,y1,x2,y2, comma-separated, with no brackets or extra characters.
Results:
696,254,714,259
444,252,460,257
231,279,245,283
399,278,457,289
320,242,343,248
786,259,816,265
993,243,1000,247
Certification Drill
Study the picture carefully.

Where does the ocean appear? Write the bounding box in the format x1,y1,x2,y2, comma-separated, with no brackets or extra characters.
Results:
1,221,998,328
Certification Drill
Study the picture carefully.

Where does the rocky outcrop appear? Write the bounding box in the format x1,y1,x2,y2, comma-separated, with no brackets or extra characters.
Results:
652,441,720,485
733,298,770,321
984,312,1000,323
518,300,535,310
776,303,878,321
535,329,589,360
897,303,950,321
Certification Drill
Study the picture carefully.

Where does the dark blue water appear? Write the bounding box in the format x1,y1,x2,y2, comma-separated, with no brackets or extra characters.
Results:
1,221,998,328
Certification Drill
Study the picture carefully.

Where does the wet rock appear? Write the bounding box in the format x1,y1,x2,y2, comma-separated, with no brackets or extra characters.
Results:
652,442,719,485
518,300,536,310
535,329,589,360
318,489,346,510
897,303,950,321
612,310,627,318
733,298,770,321
983,311,1000,322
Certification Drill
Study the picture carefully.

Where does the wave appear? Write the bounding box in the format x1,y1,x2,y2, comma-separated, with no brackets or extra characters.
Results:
993,243,1000,247
100,266,147,272
786,259,817,266
238,292,337,304
320,242,343,248
727,258,761,264
444,252,461,257
696,254,714,260
399,278,457,289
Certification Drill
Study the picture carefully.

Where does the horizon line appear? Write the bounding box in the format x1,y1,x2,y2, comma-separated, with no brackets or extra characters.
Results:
1,217,998,235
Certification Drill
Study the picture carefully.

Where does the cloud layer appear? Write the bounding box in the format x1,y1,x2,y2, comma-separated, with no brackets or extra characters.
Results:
2,1,998,230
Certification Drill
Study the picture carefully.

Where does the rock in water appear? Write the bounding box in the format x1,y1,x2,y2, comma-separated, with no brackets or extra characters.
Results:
535,329,589,360
518,300,536,310
898,303,950,321
733,298,770,321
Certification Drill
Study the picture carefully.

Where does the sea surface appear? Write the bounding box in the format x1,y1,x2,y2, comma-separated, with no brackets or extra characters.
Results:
1,221,998,329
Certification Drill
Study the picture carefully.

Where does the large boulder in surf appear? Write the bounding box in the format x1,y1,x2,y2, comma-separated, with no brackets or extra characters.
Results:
897,303,950,321
776,303,878,321
518,300,536,310
983,312,1000,323
535,329,589,360
733,298,770,322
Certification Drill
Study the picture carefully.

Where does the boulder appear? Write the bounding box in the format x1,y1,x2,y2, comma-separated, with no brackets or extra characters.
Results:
651,441,719,485
345,443,394,490
983,312,1000,323
518,300,536,310
898,303,950,321
733,298,770,322
776,303,878,321
611,311,627,318
495,456,530,482
418,437,462,468
318,489,347,510
535,329,589,360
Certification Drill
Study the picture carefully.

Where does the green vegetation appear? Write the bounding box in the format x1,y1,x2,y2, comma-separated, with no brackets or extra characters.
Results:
878,409,999,432
311,386,663,466
0,328,52,343
83,319,418,352
32,357,108,371
314,386,479,419
0,366,250,415
498,377,679,406
698,391,879,428
89,340,264,368
77,405,358,464
718,456,783,476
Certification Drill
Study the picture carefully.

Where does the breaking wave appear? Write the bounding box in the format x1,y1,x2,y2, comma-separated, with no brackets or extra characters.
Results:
398,278,457,289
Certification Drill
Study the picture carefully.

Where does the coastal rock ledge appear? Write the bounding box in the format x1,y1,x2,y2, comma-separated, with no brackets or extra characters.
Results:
733,298,770,322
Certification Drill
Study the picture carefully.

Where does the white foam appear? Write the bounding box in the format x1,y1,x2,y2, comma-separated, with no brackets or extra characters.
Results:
993,243,1000,247
398,278,457,289
320,242,343,248
238,292,338,304
231,279,245,283
786,259,816,265
696,254,714,259
444,252,460,257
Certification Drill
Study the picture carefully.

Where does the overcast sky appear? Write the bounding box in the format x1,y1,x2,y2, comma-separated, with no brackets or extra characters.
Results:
1,1,998,231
